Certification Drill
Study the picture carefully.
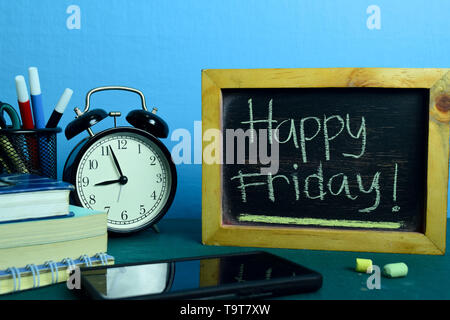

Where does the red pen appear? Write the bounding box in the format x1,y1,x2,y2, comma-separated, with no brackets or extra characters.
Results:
15,75,34,129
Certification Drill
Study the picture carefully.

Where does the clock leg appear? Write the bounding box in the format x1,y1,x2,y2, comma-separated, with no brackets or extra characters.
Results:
151,224,160,233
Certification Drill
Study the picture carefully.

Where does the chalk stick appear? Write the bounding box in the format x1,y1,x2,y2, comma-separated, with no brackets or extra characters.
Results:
383,263,408,278
355,258,373,273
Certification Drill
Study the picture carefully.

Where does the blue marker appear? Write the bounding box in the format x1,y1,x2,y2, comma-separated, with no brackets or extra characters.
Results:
28,67,45,128
29,67,50,177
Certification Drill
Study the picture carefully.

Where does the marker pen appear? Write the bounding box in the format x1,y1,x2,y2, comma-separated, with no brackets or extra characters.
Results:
46,88,73,128
15,75,34,129
28,67,45,128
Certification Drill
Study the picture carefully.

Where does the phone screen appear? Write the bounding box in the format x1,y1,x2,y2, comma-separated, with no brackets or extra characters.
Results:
81,252,318,299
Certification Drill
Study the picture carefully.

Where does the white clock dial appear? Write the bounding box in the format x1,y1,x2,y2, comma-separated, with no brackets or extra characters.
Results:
75,131,173,232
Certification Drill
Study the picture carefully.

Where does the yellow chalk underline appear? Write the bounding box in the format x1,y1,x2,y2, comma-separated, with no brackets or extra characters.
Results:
237,214,402,229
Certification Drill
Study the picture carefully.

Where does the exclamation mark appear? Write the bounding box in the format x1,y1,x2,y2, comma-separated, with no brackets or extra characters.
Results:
392,163,400,213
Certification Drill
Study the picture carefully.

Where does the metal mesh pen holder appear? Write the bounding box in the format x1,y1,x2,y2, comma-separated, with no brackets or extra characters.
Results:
0,128,61,179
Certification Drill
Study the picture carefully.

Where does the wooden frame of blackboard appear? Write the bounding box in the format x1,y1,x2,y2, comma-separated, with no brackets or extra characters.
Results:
202,68,450,254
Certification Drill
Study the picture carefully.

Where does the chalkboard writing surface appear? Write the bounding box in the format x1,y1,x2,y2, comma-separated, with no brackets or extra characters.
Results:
221,88,428,232
202,68,449,254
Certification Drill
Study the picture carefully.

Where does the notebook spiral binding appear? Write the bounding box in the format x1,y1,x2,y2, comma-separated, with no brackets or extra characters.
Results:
62,257,76,271
96,252,108,265
80,254,92,267
1,252,112,294
45,261,59,284
26,264,40,289
5,267,20,293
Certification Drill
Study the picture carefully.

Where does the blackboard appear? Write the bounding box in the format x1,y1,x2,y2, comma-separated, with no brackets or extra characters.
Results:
202,68,449,254
221,87,429,232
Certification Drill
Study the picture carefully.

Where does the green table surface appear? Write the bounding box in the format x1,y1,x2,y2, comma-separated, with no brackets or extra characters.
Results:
2,218,449,300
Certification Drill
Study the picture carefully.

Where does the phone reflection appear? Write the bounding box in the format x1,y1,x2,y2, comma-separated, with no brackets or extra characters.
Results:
85,262,175,298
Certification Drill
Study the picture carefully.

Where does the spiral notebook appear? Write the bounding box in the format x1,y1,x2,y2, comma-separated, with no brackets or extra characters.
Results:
0,253,114,295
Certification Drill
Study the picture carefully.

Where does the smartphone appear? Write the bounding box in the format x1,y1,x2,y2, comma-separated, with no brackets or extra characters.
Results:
78,251,322,300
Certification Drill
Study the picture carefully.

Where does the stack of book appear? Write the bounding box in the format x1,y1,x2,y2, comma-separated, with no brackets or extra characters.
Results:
0,173,113,295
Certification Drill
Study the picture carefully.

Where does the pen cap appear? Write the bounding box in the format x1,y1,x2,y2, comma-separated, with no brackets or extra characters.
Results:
28,67,41,95
15,76,29,102
55,88,73,113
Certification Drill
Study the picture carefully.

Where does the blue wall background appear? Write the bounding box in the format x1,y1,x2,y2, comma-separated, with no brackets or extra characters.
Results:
0,0,449,219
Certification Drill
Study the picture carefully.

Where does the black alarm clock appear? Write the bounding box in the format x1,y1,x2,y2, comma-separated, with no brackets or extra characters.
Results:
63,86,177,234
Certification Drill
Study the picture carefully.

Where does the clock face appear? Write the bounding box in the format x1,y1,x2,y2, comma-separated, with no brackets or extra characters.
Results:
74,130,174,232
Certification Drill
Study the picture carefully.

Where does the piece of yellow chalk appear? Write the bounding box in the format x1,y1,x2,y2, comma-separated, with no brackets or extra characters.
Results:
383,263,408,278
355,258,373,273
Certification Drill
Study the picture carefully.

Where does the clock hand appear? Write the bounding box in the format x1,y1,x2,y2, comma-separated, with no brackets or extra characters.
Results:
95,179,121,186
117,184,123,202
109,145,125,178
95,176,128,186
